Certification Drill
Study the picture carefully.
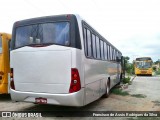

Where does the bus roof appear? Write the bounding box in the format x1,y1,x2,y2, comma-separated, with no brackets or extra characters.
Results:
135,57,152,61
13,14,76,27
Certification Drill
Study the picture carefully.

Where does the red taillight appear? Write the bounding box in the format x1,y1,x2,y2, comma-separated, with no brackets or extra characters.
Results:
69,68,81,93
10,68,15,90
10,79,15,90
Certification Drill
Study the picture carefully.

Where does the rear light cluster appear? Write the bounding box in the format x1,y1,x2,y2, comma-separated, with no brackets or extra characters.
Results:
69,68,81,93
10,68,15,90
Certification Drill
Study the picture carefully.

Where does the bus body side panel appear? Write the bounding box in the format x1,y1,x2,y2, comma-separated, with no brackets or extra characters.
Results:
108,62,120,88
76,15,121,105
71,48,84,88
71,48,85,105
117,63,122,82
84,59,110,105
83,60,120,105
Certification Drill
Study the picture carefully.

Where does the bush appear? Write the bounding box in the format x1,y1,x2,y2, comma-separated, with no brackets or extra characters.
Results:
152,66,157,71
155,68,160,75
122,76,131,84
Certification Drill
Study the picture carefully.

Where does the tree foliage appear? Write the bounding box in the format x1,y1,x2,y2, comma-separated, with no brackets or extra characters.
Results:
123,56,134,75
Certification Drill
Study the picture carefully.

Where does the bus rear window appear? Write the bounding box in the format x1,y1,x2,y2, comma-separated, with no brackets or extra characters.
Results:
0,36,2,53
15,22,70,48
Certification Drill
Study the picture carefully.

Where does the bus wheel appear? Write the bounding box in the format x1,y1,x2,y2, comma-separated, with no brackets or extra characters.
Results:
103,80,110,98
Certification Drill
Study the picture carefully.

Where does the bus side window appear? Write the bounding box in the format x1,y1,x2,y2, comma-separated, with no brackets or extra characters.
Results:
107,45,110,60
104,42,107,60
110,46,113,61
86,29,92,57
92,34,96,58
112,48,115,61
100,40,104,60
83,28,87,56
96,36,100,59
114,49,116,61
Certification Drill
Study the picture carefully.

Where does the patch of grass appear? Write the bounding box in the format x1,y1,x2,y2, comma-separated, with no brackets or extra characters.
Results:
111,88,129,96
131,94,147,98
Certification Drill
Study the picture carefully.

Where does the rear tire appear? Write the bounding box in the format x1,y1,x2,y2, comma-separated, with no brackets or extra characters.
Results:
103,80,110,98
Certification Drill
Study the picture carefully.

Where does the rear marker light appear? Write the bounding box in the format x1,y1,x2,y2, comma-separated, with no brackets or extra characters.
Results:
66,15,71,20
69,68,81,93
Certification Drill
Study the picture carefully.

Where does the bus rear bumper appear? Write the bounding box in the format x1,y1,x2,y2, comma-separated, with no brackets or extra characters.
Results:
136,72,152,76
10,88,85,107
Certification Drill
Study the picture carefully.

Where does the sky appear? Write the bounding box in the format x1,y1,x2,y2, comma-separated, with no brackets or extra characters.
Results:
0,0,160,62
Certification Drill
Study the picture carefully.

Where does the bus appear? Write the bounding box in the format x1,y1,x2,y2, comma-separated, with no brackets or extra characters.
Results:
0,33,11,94
134,57,153,76
10,14,123,106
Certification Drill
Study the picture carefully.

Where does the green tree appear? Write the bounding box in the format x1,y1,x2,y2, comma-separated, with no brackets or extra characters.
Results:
123,56,134,75
152,66,156,71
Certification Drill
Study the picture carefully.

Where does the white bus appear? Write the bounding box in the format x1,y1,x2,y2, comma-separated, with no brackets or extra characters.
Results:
10,14,122,106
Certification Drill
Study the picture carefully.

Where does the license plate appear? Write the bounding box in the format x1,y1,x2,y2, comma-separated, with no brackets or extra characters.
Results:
141,71,147,73
35,98,47,104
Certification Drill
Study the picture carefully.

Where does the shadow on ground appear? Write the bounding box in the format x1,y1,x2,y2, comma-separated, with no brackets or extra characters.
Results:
0,94,11,101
